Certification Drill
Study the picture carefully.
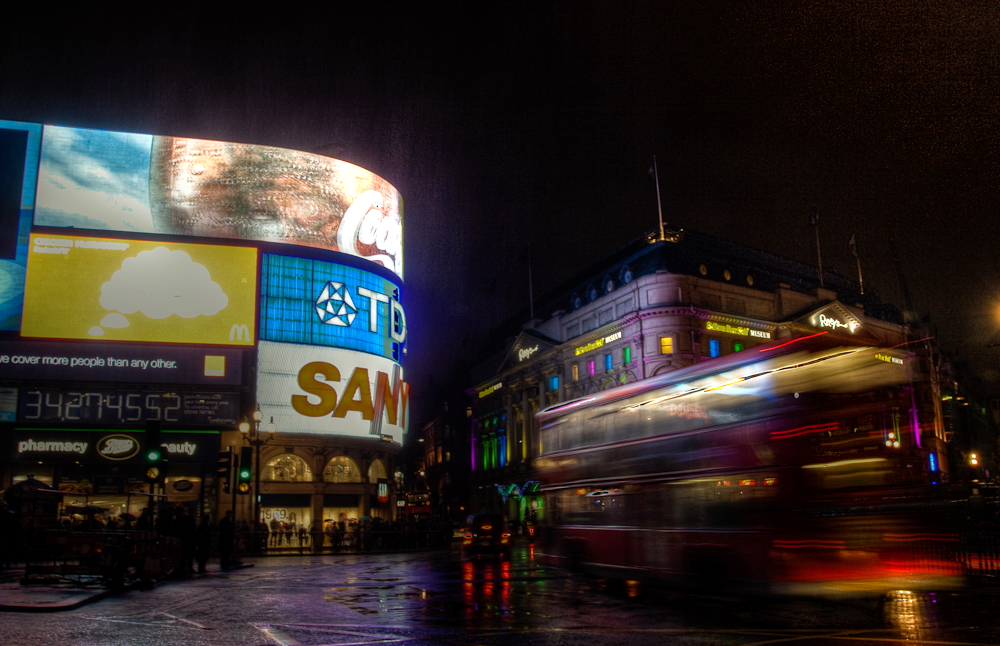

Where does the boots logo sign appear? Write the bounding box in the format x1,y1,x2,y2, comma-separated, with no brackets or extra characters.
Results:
97,434,140,460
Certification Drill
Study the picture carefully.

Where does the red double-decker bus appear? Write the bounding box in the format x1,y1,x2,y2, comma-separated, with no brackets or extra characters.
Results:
534,335,961,594
403,490,433,520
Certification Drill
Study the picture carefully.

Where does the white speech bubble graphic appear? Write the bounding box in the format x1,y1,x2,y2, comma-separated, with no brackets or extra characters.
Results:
99,247,228,320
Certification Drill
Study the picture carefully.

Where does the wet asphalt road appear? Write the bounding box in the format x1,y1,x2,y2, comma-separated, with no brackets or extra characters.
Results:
5,541,1000,645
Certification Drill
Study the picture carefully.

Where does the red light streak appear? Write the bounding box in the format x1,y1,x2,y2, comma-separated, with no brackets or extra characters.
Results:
772,539,845,549
769,421,841,439
759,331,828,352
884,533,958,543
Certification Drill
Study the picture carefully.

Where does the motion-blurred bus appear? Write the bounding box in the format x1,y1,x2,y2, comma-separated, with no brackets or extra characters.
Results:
534,334,962,594
403,490,433,521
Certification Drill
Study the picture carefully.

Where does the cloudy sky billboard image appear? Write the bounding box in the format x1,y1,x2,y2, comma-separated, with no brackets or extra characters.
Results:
34,125,404,278
22,234,257,345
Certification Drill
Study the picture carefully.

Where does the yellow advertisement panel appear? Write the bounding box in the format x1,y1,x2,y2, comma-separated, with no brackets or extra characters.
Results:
23,234,257,346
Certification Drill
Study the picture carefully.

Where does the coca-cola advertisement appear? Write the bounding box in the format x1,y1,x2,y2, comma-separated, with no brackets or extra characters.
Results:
34,125,404,279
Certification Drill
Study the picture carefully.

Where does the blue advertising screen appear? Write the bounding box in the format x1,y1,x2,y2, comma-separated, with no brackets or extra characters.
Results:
259,254,406,361
0,120,42,331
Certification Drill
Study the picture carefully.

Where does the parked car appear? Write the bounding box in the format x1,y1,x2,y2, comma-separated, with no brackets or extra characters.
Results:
462,513,512,558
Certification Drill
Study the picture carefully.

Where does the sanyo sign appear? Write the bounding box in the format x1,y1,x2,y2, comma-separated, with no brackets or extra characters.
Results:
260,254,406,361
256,342,410,444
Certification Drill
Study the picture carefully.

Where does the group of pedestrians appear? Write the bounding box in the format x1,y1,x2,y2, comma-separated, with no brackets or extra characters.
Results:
267,518,309,548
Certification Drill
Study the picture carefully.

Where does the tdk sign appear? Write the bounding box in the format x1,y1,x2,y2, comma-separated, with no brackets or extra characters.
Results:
260,255,406,361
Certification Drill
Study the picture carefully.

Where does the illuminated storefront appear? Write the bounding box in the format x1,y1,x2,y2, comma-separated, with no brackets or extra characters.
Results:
10,428,220,522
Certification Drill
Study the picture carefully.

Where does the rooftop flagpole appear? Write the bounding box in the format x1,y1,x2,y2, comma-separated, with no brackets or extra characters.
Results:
527,243,535,321
652,156,665,241
849,233,864,295
810,205,824,287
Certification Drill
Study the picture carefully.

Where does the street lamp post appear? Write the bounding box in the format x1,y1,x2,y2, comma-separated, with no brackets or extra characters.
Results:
239,406,276,546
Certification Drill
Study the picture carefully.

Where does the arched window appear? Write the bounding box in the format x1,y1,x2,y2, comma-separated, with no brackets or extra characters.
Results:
263,454,313,482
367,459,387,482
323,456,362,483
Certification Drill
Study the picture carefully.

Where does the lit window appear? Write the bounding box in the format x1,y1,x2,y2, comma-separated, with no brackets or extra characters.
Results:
571,364,579,381
733,343,744,352
604,353,613,371
623,346,631,364
321,456,360,483
588,360,596,376
709,339,721,358
264,454,314,482
548,375,559,391
660,337,673,354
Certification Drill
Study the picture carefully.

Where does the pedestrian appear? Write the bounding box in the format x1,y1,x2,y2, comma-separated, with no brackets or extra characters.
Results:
269,517,280,547
137,506,153,530
233,521,248,566
0,500,21,570
195,514,211,573
218,510,235,570
177,507,197,575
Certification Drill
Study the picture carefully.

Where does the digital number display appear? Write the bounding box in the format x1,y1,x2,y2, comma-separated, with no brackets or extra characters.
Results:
18,389,239,426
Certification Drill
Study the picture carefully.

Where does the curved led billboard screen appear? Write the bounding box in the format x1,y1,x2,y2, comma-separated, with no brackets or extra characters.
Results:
1,117,409,441
260,253,405,360
34,125,403,279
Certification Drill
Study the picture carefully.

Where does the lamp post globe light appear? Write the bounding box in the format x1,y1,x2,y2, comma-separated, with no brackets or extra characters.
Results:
239,405,276,539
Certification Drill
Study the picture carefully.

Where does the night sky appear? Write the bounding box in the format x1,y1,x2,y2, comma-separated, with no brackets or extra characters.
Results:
2,3,998,421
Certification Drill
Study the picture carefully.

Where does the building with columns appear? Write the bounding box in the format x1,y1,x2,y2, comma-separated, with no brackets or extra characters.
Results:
218,427,398,542
468,229,946,522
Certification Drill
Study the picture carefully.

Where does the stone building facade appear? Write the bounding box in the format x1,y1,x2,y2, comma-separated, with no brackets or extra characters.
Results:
468,229,946,521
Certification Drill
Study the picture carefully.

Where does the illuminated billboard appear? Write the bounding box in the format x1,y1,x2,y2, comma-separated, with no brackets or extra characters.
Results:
0,339,243,385
22,233,257,346
0,120,42,331
260,254,405,360
256,341,409,443
34,125,403,278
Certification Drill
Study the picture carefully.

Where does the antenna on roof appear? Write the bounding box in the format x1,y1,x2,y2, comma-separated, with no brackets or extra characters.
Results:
650,156,665,241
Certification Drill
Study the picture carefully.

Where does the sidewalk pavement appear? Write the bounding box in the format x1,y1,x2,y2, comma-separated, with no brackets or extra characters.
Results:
0,562,257,612
0,569,129,612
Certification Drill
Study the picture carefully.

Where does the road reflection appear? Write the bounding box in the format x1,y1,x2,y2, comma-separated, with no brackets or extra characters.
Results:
883,590,941,642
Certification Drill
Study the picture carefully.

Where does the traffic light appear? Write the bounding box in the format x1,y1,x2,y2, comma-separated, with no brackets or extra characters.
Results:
237,446,253,494
144,420,161,481
145,419,162,462
218,449,234,494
